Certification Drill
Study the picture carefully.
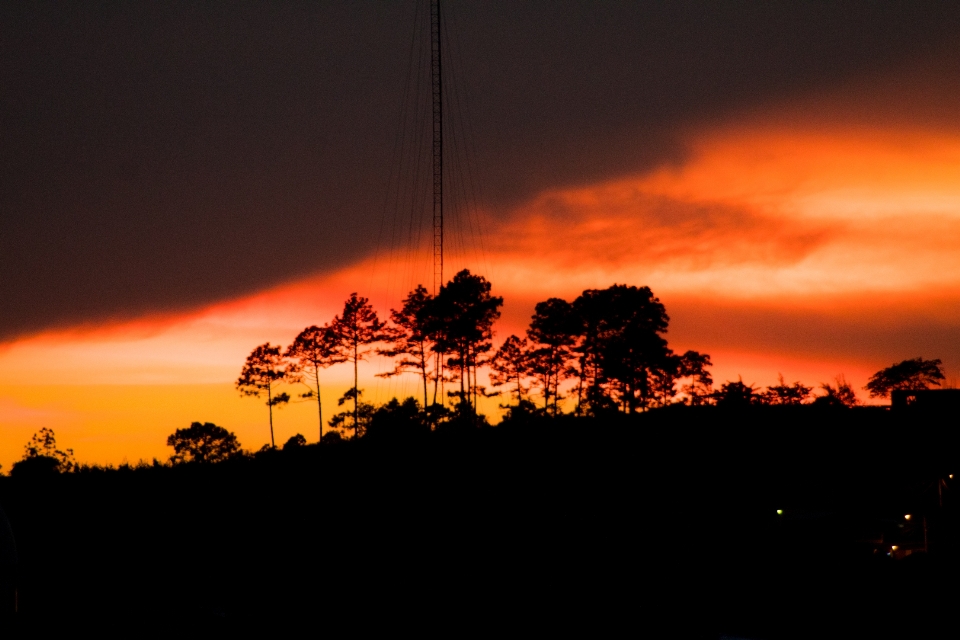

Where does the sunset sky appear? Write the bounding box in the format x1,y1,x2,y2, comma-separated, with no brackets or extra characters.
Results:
4,1,960,469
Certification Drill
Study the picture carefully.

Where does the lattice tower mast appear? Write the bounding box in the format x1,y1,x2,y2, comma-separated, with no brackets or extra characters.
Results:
431,0,443,294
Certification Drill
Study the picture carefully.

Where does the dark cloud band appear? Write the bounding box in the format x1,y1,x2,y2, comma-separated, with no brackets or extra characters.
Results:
3,1,959,340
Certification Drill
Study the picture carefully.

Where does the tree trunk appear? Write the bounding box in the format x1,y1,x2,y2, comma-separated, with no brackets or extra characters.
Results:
575,368,584,416
268,383,276,448
433,352,440,407
467,347,473,410
460,346,466,408
553,370,560,415
353,340,359,438
421,345,429,410
555,375,560,414
316,372,323,442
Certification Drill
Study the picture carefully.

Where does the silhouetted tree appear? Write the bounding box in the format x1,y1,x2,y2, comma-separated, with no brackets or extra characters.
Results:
765,374,813,405
377,285,435,410
441,400,492,433
865,357,945,399
649,352,683,407
714,378,760,408
12,427,77,475
10,456,60,477
425,270,503,414
328,388,375,438
815,374,859,407
331,294,386,437
498,398,541,426
424,402,452,427
320,430,343,444
167,422,241,464
527,298,578,414
237,343,291,448
282,433,307,451
367,397,429,441
570,289,609,415
573,285,671,414
679,350,713,405
488,335,530,405
285,324,346,442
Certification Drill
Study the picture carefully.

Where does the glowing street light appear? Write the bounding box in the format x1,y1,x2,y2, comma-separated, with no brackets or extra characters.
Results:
904,514,912,521
776,509,783,515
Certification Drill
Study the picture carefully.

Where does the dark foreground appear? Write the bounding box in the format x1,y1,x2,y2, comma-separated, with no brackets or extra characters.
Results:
2,405,960,637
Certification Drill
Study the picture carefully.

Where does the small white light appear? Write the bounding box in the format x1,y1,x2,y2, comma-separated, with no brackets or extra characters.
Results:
904,514,912,521
776,509,783,515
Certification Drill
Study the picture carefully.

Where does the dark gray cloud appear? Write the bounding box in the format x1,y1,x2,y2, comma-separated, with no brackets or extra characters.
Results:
3,1,959,340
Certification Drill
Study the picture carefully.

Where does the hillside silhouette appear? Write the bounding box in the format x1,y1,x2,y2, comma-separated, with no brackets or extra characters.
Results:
3,273,958,636
4,405,960,636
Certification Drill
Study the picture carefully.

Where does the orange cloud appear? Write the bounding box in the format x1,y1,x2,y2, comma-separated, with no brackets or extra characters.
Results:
488,121,960,294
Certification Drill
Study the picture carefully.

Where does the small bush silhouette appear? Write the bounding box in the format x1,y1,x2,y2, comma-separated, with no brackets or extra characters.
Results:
167,422,241,464
282,434,307,451
11,427,77,476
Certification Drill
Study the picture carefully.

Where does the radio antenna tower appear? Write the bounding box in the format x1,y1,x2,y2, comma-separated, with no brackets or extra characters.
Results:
431,0,443,294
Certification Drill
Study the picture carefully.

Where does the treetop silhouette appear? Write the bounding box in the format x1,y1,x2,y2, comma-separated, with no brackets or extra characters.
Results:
713,378,760,408
330,293,387,437
237,343,291,448
12,427,78,476
765,374,813,405
167,422,241,464
285,324,346,442
679,350,713,406
377,284,436,410
424,270,503,415
866,357,945,398
282,433,307,451
328,387,375,439
813,374,859,407
487,284,703,415
572,284,671,414
488,334,530,406
527,298,578,414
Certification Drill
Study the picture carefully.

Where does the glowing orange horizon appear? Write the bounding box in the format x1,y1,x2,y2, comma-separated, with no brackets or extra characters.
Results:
4,107,960,470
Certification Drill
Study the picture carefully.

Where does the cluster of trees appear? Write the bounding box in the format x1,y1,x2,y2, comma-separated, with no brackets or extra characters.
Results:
5,267,951,474
701,357,947,408
9,422,299,475
166,421,312,463
708,374,858,408
237,269,502,445
236,273,716,444
235,269,954,448
5,355,947,475
488,285,711,415
14,274,946,474
8,427,78,476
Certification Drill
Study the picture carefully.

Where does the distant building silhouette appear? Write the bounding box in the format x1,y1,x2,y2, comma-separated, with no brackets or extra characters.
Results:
0,504,17,614
891,389,960,411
